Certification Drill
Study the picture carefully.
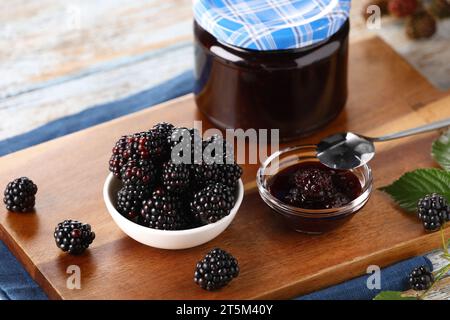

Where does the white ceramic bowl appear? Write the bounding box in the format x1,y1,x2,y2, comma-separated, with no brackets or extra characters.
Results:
103,173,244,250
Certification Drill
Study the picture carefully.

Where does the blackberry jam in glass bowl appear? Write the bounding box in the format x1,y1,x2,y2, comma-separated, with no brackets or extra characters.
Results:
193,0,351,141
256,145,373,234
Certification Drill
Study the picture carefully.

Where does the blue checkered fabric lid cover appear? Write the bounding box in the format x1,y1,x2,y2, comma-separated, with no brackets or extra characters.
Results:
193,0,351,51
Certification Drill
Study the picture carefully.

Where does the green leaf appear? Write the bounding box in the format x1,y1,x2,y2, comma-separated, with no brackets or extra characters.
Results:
373,291,417,300
379,168,450,212
432,130,450,171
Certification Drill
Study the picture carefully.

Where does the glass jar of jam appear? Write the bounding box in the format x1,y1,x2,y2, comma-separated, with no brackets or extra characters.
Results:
193,0,351,141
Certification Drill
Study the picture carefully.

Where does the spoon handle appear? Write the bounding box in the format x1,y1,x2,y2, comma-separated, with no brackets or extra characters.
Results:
369,118,450,142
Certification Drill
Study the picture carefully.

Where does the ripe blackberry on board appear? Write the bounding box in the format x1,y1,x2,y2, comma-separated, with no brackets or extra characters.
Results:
3,177,38,212
54,220,95,255
194,248,239,291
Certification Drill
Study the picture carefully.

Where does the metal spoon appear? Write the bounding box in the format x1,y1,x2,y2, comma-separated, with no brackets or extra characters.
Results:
316,118,450,170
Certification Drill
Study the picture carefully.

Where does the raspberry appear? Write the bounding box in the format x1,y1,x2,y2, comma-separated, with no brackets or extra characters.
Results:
388,0,418,17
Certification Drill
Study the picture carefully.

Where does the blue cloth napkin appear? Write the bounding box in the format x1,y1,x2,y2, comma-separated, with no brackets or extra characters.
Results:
0,241,47,300
0,69,434,300
297,256,433,300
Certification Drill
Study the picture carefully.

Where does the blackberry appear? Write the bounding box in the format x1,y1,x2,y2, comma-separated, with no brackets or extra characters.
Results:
140,188,186,230
120,159,158,187
117,184,151,220
190,183,235,224
194,248,239,291
417,193,450,231
203,135,242,187
408,265,434,291
109,135,128,178
203,134,234,161
162,161,190,194
153,122,174,138
167,127,202,164
220,162,243,188
145,128,172,162
190,163,222,189
54,220,95,255
3,177,38,212
285,167,335,208
109,130,169,178
109,132,150,178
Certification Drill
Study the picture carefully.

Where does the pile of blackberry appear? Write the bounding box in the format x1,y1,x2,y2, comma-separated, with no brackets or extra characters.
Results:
109,122,242,230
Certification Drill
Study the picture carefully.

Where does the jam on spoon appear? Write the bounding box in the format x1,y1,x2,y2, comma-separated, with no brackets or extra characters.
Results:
269,162,362,210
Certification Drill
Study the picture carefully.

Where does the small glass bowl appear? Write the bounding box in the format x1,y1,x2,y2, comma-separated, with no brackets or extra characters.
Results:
256,145,373,234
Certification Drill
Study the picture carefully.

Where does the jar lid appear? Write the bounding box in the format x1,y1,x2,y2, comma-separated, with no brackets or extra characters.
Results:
193,0,351,51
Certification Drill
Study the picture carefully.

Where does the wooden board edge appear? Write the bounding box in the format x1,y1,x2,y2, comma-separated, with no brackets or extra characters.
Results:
252,226,450,300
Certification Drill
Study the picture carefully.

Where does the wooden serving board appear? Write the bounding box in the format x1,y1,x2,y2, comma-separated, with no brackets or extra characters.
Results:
1,37,449,300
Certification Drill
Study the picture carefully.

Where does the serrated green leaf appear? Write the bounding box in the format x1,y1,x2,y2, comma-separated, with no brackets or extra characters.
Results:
379,168,450,212
432,130,450,171
373,291,417,300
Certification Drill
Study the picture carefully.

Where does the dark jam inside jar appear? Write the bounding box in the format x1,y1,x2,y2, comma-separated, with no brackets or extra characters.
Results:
194,20,349,141
269,162,362,210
